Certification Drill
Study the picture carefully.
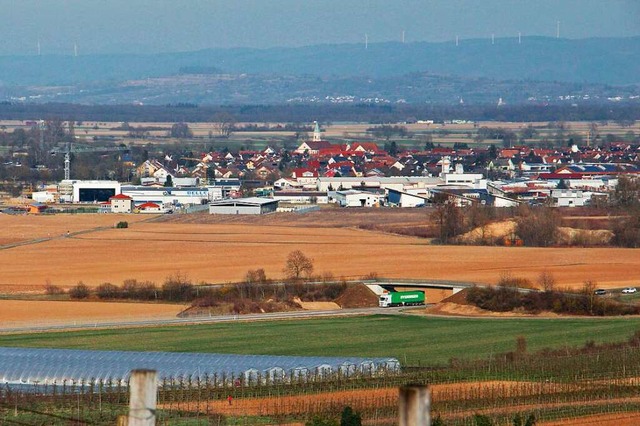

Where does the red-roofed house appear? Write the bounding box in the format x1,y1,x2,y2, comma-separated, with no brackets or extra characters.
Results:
137,202,163,214
109,193,133,213
295,141,334,155
292,168,319,186
348,142,380,154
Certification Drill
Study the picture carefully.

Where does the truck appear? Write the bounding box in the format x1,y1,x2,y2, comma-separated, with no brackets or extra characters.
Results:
379,291,425,308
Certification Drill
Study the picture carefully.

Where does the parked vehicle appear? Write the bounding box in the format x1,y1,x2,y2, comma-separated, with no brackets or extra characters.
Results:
622,287,637,294
379,291,425,307
594,289,607,296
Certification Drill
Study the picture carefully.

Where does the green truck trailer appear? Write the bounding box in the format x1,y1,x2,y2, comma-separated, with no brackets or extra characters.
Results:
379,291,425,307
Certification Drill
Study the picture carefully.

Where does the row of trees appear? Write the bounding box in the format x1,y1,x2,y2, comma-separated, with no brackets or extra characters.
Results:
59,250,318,302
1,102,638,124
467,272,639,316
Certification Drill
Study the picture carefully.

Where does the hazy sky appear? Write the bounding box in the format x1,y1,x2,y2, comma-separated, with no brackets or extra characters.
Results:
1,0,639,55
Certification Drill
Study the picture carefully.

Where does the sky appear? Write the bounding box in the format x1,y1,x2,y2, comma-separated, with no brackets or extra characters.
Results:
0,0,639,55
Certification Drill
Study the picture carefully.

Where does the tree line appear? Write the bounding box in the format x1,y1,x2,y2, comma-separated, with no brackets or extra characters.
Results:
0,102,639,124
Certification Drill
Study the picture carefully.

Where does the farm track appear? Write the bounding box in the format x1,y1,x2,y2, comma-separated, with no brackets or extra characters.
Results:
0,225,111,250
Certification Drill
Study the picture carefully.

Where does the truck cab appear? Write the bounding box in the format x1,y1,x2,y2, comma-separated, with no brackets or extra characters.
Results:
379,293,392,308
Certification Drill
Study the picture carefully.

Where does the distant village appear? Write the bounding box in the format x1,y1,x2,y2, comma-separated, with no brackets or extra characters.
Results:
22,121,640,215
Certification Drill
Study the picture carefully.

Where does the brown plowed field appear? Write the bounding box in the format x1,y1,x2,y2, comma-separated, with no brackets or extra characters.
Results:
1,213,639,290
0,299,185,327
0,213,149,246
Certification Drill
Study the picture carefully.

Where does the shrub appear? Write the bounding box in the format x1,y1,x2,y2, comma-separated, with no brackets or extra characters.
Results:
467,285,640,316
340,406,362,426
115,221,128,229
611,213,640,248
44,280,65,295
69,282,90,299
161,272,194,302
515,205,560,246
96,282,121,299
122,279,158,300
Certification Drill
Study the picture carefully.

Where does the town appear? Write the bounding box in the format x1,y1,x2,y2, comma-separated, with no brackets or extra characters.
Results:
3,120,637,217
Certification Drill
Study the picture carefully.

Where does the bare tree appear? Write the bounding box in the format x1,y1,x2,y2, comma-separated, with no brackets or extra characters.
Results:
211,112,236,138
582,280,597,315
284,250,314,280
537,270,556,292
431,195,465,243
515,205,560,247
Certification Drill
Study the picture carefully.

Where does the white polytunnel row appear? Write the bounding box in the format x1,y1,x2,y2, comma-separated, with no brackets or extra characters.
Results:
0,347,400,387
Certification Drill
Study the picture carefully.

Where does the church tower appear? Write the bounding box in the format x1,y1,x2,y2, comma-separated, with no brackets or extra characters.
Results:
312,121,322,142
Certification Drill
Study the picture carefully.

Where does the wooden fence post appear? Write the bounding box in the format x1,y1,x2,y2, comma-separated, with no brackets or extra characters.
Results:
399,384,431,426
128,369,158,426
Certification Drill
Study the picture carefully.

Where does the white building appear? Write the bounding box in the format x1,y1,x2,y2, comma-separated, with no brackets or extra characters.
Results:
551,189,590,207
273,191,329,204
62,180,121,203
121,186,209,207
31,191,56,203
209,197,279,215
109,193,134,213
333,190,383,207
387,188,430,207
444,171,487,189
317,177,443,192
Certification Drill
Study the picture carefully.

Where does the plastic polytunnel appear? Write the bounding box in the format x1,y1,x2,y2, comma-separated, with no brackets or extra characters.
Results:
0,347,400,387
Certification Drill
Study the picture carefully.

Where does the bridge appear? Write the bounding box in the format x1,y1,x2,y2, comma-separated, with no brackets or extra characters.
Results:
362,279,481,303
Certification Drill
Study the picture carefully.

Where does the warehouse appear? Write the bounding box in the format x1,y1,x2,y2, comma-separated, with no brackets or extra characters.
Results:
333,190,384,207
60,180,121,203
209,197,279,215
121,186,210,207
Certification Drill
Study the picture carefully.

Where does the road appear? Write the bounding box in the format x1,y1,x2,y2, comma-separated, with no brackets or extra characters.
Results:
0,306,411,334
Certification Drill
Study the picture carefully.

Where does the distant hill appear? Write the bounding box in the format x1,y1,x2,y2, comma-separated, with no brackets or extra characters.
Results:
0,36,639,86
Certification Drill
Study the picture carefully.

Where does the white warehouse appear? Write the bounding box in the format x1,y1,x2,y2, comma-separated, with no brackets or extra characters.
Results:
121,186,210,207
209,197,279,215
60,180,121,203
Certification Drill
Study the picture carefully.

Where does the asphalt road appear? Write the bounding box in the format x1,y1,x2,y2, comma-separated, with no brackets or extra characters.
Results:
0,306,410,334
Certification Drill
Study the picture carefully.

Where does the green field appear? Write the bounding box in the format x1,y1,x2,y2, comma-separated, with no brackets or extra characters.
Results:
3,315,640,365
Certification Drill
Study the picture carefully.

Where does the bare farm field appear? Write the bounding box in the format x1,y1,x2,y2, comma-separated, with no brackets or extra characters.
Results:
0,211,639,292
0,213,150,246
0,299,184,328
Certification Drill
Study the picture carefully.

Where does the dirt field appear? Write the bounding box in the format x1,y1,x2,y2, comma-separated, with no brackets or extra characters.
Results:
0,213,150,246
0,299,185,328
1,213,639,291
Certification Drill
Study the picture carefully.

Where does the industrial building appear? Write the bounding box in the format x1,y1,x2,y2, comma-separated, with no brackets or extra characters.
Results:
209,197,279,215
332,190,384,207
120,186,210,207
58,180,121,203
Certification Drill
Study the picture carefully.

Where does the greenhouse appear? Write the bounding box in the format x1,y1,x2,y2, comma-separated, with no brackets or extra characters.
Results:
0,347,400,387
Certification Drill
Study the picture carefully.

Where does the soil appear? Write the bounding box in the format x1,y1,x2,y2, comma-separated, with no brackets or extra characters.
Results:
440,288,473,305
456,220,614,247
0,213,149,246
335,284,379,308
455,220,516,245
425,302,561,318
0,299,184,327
293,297,340,310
